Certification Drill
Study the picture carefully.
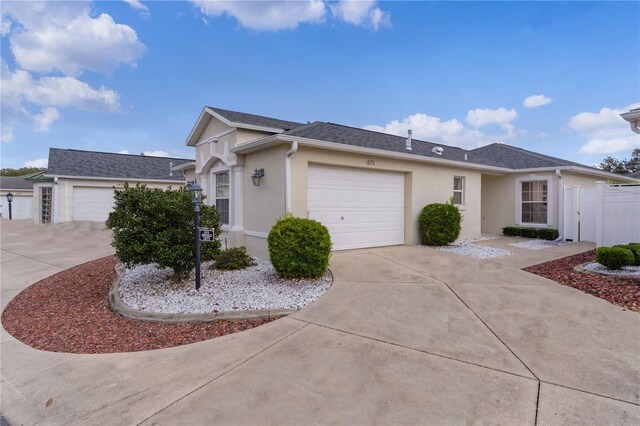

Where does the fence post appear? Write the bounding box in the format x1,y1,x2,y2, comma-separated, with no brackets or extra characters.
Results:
595,181,604,248
572,185,580,241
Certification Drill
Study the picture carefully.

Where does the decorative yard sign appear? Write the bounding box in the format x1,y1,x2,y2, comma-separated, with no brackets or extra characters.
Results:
199,228,215,242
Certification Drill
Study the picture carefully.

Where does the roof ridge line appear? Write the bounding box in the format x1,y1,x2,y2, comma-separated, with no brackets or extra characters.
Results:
50,147,191,161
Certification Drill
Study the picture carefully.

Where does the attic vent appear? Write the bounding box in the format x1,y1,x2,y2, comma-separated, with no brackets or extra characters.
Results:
432,146,444,156
406,129,413,151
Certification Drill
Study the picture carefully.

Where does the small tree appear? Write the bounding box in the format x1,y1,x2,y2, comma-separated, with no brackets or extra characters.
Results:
106,184,221,278
419,200,462,246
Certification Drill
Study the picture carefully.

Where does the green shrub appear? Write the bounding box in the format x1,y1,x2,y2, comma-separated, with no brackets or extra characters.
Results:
596,247,635,270
537,228,559,240
106,183,221,278
613,245,640,265
503,226,520,237
519,227,538,238
213,247,256,270
419,202,462,246
268,216,332,278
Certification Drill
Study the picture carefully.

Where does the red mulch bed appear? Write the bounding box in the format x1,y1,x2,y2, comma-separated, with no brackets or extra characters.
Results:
1,256,275,354
524,250,640,312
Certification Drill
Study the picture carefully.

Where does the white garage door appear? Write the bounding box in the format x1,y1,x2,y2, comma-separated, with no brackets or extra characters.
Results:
1,195,33,220
73,187,116,222
308,165,404,250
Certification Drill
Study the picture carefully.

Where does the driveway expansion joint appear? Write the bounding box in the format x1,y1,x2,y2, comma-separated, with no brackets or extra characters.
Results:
137,322,309,426
1,248,65,270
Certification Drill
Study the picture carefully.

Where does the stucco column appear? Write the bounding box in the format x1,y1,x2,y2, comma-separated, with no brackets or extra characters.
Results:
231,165,244,232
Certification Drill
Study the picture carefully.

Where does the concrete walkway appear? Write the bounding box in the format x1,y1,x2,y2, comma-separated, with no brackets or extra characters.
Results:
1,220,639,425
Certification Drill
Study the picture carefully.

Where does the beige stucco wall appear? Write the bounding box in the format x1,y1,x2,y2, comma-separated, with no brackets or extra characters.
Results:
480,170,620,235
289,146,482,245
242,145,287,259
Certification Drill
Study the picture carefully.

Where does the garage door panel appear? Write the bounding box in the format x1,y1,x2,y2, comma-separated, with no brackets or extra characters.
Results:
73,187,116,222
308,165,404,250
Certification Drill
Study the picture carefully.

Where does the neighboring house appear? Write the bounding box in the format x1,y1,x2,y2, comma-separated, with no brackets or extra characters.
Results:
184,106,640,259
30,148,191,224
0,175,34,220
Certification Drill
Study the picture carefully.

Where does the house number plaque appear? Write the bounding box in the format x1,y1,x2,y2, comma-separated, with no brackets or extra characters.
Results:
366,160,375,166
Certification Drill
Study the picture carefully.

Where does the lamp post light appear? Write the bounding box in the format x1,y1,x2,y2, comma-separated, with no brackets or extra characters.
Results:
187,182,203,291
6,192,14,220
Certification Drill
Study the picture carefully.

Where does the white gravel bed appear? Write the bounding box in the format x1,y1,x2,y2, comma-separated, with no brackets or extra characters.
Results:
119,257,332,314
582,262,640,277
509,239,568,250
435,242,512,259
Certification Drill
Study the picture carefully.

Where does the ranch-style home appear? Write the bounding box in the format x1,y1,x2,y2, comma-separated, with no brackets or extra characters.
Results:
0,175,34,220
29,148,191,224
181,106,639,259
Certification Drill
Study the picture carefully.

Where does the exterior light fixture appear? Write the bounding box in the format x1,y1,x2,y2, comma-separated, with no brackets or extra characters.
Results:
6,192,14,220
187,182,203,291
251,168,265,187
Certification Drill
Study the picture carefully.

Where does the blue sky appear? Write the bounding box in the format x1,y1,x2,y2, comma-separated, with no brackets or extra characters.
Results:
1,1,639,169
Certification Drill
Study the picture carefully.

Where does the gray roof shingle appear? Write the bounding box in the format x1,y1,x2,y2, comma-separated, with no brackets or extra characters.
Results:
0,176,34,190
208,106,303,131
47,148,191,181
284,122,477,163
469,143,585,169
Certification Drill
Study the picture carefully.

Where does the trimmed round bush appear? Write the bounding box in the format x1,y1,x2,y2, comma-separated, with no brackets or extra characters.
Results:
613,244,640,265
419,203,462,246
596,247,635,270
502,226,520,237
213,246,256,270
268,216,332,278
537,228,559,241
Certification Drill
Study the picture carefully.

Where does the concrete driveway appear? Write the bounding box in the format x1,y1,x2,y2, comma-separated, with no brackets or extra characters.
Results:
1,219,639,425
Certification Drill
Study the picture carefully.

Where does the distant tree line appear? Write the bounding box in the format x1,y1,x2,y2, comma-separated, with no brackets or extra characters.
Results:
599,148,640,175
0,167,46,176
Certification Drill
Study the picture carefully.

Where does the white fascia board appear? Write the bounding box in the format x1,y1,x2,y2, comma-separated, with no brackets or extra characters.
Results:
172,162,196,172
232,134,512,173
185,107,210,147
44,175,186,184
515,166,640,182
620,110,640,121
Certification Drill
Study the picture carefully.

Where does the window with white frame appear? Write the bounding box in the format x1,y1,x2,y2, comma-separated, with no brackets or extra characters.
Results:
453,176,464,206
215,171,230,225
521,180,547,224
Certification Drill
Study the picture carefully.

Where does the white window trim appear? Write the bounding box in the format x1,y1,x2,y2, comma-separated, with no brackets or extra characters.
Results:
453,176,465,206
210,163,231,226
515,175,554,227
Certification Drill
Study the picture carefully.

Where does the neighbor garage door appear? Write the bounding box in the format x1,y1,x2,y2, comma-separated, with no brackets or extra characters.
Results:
73,187,116,222
1,195,33,220
308,165,404,250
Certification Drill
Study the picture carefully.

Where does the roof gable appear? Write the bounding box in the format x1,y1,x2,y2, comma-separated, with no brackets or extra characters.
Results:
46,148,191,181
207,107,303,131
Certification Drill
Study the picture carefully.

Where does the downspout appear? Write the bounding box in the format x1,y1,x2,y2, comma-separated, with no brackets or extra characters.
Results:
284,141,298,213
556,169,564,241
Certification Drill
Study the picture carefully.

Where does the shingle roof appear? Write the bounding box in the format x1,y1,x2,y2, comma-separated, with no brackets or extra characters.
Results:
0,175,34,190
629,170,640,179
468,143,586,169
47,148,191,181
283,122,477,163
208,106,303,131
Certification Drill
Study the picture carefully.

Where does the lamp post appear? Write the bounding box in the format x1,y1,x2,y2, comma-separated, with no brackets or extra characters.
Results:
187,183,203,291
6,192,14,220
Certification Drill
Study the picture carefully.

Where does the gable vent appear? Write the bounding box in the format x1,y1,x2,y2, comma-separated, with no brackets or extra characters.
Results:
432,146,444,155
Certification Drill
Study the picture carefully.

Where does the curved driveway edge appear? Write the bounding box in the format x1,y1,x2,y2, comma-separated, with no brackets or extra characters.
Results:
108,264,298,323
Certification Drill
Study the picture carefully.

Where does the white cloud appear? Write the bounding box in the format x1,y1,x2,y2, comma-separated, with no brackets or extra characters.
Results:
330,0,390,30
33,107,61,132
24,158,48,168
124,0,150,17
1,17,11,36
191,0,326,31
570,103,640,154
1,58,121,135
143,150,169,157
364,111,523,150
466,107,518,128
523,94,553,108
1,128,14,143
3,1,145,76
118,149,130,154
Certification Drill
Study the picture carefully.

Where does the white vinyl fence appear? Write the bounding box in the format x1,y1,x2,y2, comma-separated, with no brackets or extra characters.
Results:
564,182,640,247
